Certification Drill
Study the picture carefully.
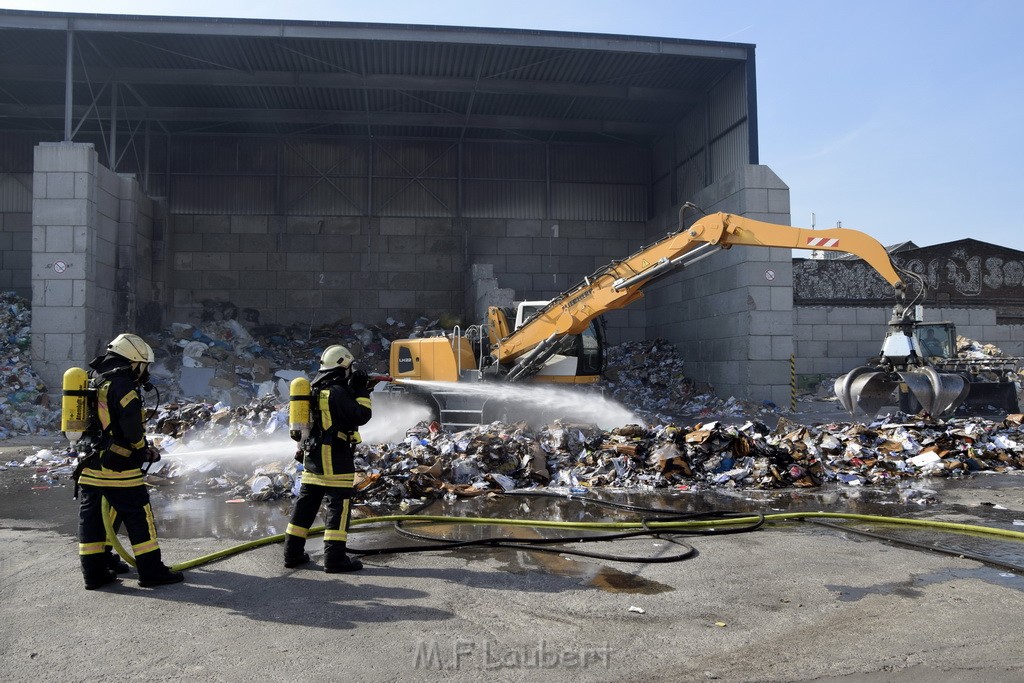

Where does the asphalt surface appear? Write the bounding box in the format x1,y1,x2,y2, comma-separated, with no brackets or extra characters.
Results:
2,425,1024,682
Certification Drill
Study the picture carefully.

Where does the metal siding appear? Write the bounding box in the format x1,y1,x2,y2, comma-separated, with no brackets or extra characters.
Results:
551,144,648,184
373,140,458,178
282,177,366,215
170,175,275,214
462,180,545,219
463,142,545,180
374,177,455,217
707,66,747,140
281,139,367,176
552,182,647,221
0,173,32,212
709,123,748,185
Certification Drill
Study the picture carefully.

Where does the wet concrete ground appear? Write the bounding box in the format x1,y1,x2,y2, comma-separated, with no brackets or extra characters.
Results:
3,427,1024,681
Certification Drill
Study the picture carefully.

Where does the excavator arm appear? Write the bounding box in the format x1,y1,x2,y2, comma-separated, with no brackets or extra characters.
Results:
493,208,905,376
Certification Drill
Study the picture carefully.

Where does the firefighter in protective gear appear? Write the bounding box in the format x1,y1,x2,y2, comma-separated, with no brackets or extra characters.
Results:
284,344,375,572
76,333,184,590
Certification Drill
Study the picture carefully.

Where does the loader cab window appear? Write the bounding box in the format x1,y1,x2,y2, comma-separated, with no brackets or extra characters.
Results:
917,326,953,358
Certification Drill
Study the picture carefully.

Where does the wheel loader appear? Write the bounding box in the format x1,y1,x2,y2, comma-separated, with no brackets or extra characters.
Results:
380,203,973,427
897,321,1021,415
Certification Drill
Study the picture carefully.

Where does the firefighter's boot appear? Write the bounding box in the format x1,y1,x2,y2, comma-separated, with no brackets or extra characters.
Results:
284,534,310,568
82,554,120,590
324,542,363,573
105,548,131,574
135,549,184,587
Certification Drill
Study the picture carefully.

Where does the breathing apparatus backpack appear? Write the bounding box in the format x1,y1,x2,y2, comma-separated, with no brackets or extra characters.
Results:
62,364,137,498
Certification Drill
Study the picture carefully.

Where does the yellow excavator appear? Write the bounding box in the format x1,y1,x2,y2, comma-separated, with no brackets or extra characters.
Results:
385,203,968,426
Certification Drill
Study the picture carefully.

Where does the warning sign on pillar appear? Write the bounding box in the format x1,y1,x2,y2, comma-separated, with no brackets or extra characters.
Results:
764,269,776,281
51,260,69,274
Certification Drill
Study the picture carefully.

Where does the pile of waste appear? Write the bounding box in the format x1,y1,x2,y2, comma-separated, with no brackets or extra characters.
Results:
11,400,1024,507
147,299,415,407
602,338,769,423
0,293,59,438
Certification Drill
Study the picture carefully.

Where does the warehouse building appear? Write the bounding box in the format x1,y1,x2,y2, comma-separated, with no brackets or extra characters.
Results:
2,10,811,405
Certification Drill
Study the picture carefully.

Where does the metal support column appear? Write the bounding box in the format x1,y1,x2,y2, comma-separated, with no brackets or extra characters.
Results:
63,30,73,141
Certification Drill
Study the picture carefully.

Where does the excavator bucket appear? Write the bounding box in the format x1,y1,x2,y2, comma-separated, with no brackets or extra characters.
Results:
835,366,898,416
897,367,969,417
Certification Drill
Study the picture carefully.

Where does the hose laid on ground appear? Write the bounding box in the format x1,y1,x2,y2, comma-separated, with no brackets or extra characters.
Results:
101,496,1024,574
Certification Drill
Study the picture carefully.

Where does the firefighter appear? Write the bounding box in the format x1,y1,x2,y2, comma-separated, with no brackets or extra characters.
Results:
284,345,375,572
76,333,184,590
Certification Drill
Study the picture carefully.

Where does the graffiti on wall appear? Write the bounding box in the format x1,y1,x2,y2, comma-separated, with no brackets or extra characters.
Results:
795,241,1024,305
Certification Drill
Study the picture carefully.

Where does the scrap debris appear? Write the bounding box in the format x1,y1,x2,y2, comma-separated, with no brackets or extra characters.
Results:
2,292,1023,510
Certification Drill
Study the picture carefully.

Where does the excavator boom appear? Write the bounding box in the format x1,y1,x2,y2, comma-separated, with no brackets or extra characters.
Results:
495,208,904,369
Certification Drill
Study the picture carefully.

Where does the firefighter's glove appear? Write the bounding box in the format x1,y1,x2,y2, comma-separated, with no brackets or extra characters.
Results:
349,369,369,394
294,449,304,464
145,445,162,463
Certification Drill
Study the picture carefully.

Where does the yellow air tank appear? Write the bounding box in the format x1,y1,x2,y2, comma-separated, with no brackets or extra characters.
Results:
289,377,312,442
61,367,91,443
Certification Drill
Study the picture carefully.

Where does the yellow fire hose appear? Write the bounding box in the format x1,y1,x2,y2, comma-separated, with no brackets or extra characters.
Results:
100,498,1024,573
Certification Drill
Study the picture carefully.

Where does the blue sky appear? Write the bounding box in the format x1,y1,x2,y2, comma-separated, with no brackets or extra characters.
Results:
5,0,1023,251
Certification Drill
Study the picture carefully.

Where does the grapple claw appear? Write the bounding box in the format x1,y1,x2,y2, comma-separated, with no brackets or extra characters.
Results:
835,366,897,416
898,367,968,417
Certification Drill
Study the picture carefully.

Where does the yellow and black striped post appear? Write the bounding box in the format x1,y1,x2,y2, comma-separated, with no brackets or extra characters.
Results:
790,354,797,412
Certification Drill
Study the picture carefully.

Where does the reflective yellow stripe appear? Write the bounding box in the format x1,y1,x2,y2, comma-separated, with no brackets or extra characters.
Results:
97,384,111,429
322,443,333,476
79,542,106,555
143,504,157,545
351,431,362,444
120,390,139,408
132,539,159,555
286,523,309,538
319,390,332,432
298,472,355,488
130,438,146,450
81,467,144,479
109,444,132,457
324,529,348,542
78,472,145,488
357,397,372,408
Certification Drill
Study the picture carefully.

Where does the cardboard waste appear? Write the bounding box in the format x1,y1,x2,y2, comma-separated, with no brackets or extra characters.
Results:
3,292,1024,511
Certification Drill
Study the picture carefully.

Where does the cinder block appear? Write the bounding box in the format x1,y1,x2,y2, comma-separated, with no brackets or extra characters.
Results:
771,335,794,359
45,172,75,199
748,311,792,336
203,270,239,289
855,307,888,325
796,307,828,324
826,307,857,325
43,279,73,306
32,306,86,334
32,198,92,226
379,217,417,236
203,233,240,252
34,142,97,174
231,216,268,234
969,309,996,325
746,359,789,385
748,335,773,360
827,341,860,358
769,286,793,311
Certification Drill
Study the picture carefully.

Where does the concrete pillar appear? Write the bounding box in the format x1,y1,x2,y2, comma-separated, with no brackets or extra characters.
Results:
644,164,794,406
31,142,145,391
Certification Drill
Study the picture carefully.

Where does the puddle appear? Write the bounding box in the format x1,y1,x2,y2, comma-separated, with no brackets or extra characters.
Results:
826,566,1022,602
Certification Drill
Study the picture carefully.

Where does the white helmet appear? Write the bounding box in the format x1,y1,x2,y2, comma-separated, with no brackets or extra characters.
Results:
107,333,155,364
319,345,354,372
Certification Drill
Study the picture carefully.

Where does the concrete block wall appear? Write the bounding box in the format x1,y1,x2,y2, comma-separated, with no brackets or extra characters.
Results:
167,213,646,342
31,142,149,391
794,305,1024,385
644,165,794,406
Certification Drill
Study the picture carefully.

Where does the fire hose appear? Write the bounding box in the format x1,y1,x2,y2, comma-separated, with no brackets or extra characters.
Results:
100,495,1024,574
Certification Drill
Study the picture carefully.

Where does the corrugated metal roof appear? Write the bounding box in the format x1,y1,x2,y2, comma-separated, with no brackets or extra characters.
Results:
0,9,754,147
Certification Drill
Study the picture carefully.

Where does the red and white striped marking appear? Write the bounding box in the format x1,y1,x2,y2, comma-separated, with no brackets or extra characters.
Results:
806,237,840,248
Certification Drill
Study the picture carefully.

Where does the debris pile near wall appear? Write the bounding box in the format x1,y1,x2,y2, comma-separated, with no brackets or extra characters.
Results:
0,293,59,439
